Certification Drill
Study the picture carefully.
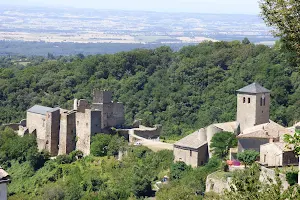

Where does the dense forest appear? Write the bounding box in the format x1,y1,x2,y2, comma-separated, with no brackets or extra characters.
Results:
0,40,299,140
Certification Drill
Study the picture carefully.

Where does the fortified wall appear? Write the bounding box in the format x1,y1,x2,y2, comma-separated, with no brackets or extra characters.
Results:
9,89,125,156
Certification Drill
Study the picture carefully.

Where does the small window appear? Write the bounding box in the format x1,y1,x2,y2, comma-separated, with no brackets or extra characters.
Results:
260,98,263,106
263,98,266,106
248,98,251,103
264,155,266,162
190,150,192,157
243,97,246,103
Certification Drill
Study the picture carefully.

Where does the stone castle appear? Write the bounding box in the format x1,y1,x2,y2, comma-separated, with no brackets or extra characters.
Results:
22,90,124,156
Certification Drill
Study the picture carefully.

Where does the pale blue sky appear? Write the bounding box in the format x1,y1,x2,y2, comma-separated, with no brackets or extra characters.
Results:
2,0,260,14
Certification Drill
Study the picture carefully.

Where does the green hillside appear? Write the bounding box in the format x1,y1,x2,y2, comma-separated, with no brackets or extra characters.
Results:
1,41,299,140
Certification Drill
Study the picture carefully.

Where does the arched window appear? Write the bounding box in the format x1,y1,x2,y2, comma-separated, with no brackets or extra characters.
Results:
243,97,246,103
263,98,266,106
248,98,251,103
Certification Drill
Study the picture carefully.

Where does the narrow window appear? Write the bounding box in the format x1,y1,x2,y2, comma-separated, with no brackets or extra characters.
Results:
243,97,246,103
263,98,266,106
260,98,263,106
248,98,251,103
264,154,266,163
190,150,192,157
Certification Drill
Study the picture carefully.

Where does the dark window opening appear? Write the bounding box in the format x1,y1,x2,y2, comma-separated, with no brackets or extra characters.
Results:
248,98,251,103
243,97,246,103
190,150,192,157
263,98,266,106
260,99,262,106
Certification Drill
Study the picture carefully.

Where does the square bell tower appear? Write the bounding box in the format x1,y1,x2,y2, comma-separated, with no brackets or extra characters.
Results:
236,82,271,132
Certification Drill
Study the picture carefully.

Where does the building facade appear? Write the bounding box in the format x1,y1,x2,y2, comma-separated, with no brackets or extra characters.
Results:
24,90,125,156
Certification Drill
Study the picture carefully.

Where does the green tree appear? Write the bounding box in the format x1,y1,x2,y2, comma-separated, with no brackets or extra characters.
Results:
237,150,259,168
242,37,250,45
90,134,112,157
210,132,237,158
260,0,300,56
284,129,300,185
170,161,191,180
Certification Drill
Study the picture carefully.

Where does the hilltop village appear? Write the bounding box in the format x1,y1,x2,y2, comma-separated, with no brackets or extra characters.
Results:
174,83,299,168
4,83,299,168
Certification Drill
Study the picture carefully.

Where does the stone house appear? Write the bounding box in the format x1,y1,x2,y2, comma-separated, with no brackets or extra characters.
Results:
173,121,239,167
24,90,125,156
0,167,9,200
174,129,208,168
260,142,298,167
237,120,289,153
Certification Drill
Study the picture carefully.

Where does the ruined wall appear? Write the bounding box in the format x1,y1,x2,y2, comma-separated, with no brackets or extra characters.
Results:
238,138,269,153
93,90,112,104
206,173,231,194
26,112,47,151
75,110,92,156
133,125,162,139
45,108,60,156
91,111,102,134
111,102,125,127
260,166,289,190
59,111,76,155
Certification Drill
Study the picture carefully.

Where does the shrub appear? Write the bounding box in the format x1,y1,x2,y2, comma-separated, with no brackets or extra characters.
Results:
286,171,298,186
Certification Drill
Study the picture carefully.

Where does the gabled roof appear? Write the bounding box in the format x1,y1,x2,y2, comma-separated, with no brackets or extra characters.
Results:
27,105,57,115
237,82,270,94
174,129,207,149
237,120,288,139
261,142,294,152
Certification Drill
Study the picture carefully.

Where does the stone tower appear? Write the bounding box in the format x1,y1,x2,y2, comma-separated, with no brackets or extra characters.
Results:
236,82,271,132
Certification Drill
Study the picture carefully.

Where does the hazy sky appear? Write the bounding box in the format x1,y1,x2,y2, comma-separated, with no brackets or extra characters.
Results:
2,0,261,14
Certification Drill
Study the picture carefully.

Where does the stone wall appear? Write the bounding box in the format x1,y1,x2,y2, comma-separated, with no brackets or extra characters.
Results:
260,166,289,190
198,143,209,166
45,108,60,156
75,110,92,156
238,138,269,153
59,111,76,155
133,125,162,139
26,112,47,151
206,173,230,194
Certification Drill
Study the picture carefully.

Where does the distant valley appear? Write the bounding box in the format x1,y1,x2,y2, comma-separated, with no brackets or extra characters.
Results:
0,5,275,56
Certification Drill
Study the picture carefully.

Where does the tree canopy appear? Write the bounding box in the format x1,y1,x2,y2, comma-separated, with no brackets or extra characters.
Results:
237,150,259,168
260,0,300,57
210,131,237,158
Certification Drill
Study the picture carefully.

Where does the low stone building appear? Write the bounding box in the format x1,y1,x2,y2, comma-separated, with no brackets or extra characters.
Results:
260,142,298,167
173,122,239,167
0,167,9,200
174,129,208,168
237,120,290,153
